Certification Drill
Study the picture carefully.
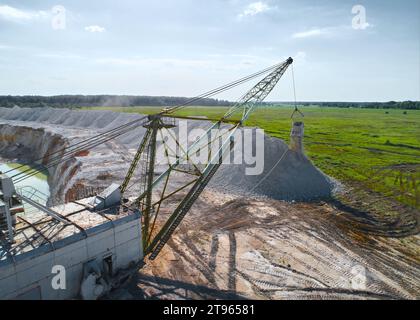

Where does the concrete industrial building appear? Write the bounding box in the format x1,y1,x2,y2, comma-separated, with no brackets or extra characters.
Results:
0,190,143,300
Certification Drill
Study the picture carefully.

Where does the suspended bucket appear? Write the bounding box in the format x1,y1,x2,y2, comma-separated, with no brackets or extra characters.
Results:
290,107,304,153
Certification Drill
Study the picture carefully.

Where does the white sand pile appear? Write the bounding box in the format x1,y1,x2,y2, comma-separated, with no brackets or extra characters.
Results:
0,106,333,201
211,134,333,201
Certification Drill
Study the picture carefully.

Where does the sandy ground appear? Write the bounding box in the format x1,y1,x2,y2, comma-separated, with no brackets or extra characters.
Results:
123,189,419,300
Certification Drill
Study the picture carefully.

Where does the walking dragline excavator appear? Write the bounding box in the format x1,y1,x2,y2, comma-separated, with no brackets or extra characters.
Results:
3,57,294,263
116,57,294,261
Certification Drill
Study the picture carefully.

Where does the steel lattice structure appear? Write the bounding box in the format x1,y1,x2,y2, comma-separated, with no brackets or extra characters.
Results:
120,57,294,260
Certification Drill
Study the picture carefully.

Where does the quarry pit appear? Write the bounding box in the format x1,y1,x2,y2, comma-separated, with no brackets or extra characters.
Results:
0,106,419,300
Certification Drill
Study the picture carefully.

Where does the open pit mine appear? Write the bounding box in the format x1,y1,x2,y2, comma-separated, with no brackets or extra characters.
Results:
0,59,418,301
0,106,418,300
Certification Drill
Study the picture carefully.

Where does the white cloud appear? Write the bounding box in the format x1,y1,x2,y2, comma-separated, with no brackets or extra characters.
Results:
292,28,329,39
85,25,106,33
238,2,271,19
358,22,372,30
0,5,47,21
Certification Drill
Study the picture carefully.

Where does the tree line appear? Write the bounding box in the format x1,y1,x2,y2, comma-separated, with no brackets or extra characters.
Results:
0,95,418,110
270,101,420,110
314,101,420,110
0,95,232,108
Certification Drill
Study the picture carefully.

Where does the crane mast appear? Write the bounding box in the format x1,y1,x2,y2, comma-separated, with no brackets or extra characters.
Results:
120,57,294,260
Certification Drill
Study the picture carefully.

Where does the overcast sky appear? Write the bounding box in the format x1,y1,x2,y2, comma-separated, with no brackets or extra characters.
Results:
0,0,418,101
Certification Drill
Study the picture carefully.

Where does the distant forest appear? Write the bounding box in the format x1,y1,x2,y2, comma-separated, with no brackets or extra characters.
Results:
294,101,420,110
0,95,419,110
0,95,232,108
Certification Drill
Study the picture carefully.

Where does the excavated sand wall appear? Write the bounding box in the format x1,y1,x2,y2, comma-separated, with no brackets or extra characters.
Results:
0,106,333,202
0,124,81,204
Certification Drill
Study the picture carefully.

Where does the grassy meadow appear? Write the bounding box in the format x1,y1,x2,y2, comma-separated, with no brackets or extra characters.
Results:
82,105,420,209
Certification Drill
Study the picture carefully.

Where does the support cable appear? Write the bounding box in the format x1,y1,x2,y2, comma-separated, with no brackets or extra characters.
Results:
290,63,304,119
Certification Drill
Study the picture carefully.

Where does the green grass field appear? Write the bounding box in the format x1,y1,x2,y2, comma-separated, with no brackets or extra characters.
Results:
82,106,420,209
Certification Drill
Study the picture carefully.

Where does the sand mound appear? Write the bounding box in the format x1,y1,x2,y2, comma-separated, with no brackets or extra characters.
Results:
211,133,333,201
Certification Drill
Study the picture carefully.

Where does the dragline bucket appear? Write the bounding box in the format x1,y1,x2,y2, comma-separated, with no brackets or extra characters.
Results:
290,121,304,153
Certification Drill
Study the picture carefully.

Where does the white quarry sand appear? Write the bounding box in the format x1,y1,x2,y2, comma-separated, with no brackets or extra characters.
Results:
0,106,333,202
